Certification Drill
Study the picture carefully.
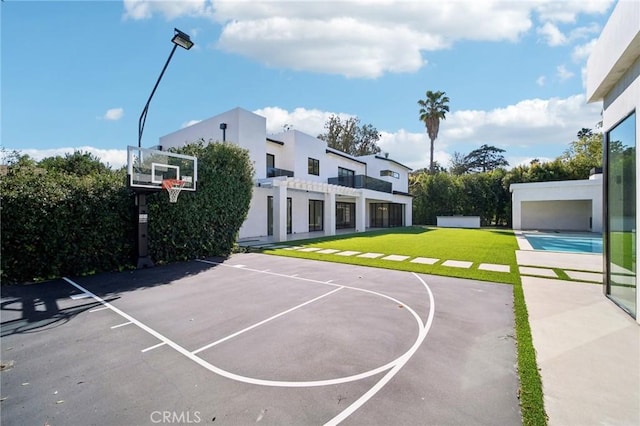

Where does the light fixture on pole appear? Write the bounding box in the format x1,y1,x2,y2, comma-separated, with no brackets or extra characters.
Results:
138,28,194,148
135,28,193,269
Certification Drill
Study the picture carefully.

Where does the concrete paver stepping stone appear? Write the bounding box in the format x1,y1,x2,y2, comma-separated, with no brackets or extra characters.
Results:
565,270,603,283
316,249,341,254
267,245,290,249
283,246,303,250
519,266,557,278
381,254,410,261
442,260,473,269
410,257,439,265
479,263,510,273
298,247,321,252
357,252,384,258
335,251,361,256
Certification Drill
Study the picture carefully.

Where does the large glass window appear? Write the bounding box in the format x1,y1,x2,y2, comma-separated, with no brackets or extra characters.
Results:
308,158,320,176
309,199,323,231
338,167,355,187
267,196,292,236
369,203,404,228
605,111,636,317
336,202,355,229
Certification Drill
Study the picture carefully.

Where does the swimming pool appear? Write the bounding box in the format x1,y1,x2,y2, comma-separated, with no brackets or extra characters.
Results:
523,233,603,254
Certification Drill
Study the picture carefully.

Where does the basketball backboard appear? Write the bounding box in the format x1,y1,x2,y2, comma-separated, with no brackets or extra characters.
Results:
127,146,197,191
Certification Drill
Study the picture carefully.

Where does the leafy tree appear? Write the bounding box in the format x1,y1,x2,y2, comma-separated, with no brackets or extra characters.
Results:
464,144,509,173
449,151,470,175
418,90,450,173
317,115,381,156
39,150,110,176
560,129,603,178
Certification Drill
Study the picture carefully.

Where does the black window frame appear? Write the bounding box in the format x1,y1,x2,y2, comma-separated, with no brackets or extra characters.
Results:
308,157,320,176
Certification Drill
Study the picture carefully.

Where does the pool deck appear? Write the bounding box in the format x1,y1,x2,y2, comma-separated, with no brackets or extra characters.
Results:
515,231,639,426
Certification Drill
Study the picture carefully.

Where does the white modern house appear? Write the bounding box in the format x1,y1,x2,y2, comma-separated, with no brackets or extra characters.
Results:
510,171,603,232
159,107,413,243
587,0,639,322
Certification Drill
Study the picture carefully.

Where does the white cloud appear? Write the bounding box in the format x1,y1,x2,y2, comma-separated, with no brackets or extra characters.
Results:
123,0,213,20
254,106,353,135
122,1,613,78
536,75,546,86
13,147,127,169
182,119,202,128
572,38,598,62
537,22,567,46
534,0,614,23
103,108,124,121
556,64,575,81
251,94,601,171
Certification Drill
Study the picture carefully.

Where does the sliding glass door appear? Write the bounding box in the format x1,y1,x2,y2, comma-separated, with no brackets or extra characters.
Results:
605,111,636,317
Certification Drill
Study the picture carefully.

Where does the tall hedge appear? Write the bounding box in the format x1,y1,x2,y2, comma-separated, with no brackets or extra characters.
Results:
147,140,254,262
1,141,254,283
1,164,135,283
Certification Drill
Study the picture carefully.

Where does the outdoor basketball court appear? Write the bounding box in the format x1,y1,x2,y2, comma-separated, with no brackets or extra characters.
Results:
1,253,520,425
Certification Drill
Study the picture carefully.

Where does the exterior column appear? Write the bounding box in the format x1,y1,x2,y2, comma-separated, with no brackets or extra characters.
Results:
356,194,366,233
405,198,413,226
511,192,522,230
324,192,336,236
273,183,287,242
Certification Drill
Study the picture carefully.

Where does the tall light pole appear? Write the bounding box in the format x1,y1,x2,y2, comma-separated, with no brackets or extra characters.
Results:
135,28,193,269
138,28,194,148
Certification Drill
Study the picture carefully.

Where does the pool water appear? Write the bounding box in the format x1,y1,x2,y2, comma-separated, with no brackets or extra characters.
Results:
523,234,603,254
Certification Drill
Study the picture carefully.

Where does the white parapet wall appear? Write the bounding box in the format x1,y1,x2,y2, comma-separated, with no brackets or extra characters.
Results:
437,216,480,228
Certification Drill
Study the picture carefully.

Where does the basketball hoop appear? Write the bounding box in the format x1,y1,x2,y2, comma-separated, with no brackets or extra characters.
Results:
162,179,186,203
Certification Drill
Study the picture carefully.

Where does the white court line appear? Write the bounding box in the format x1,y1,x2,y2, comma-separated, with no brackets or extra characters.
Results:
89,306,109,313
110,321,133,329
197,259,339,289
70,293,90,300
142,342,167,353
62,276,375,388
324,272,435,426
62,263,435,418
192,286,344,355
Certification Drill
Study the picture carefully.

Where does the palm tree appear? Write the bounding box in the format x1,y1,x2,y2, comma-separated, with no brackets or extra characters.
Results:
418,90,450,173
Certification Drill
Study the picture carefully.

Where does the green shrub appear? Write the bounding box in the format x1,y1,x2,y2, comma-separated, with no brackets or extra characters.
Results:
1,163,135,283
1,141,254,283
148,140,254,262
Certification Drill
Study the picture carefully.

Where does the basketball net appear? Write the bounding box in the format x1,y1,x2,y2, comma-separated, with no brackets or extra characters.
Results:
162,179,186,203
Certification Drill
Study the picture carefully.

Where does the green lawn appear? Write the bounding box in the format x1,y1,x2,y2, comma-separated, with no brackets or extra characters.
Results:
259,226,546,425
262,226,520,284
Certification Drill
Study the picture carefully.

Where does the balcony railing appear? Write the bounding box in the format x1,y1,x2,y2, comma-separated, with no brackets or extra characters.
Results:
267,167,294,178
328,174,392,193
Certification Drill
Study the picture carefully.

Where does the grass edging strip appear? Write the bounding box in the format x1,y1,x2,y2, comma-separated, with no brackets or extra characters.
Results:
513,279,548,426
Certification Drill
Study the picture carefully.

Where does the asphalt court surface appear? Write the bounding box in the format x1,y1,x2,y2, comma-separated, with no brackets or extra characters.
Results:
1,253,521,425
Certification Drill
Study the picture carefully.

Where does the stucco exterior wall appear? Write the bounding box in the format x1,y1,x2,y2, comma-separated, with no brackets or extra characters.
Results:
511,178,602,232
160,107,413,241
521,200,592,231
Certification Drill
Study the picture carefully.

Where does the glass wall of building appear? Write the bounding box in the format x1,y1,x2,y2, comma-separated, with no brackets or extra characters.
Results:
369,203,404,228
605,111,636,317
267,196,292,236
336,202,355,229
309,200,324,232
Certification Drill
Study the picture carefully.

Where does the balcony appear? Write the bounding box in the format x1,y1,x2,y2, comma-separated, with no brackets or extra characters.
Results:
328,174,392,193
267,167,294,178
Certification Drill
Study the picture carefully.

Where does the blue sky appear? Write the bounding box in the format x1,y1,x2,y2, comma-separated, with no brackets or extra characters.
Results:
2,0,615,171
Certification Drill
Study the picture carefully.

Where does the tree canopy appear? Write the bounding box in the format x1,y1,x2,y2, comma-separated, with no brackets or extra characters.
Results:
465,144,509,173
317,115,381,157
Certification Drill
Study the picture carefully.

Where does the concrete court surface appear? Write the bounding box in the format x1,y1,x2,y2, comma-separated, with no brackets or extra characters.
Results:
522,276,640,426
1,253,520,425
